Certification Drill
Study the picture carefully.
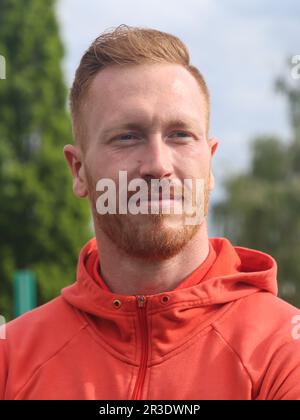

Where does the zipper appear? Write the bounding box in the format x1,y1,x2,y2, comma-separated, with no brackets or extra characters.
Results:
131,295,149,400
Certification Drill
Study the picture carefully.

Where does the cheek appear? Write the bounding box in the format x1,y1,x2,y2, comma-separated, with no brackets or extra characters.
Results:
175,147,211,178
87,144,136,178
84,148,112,181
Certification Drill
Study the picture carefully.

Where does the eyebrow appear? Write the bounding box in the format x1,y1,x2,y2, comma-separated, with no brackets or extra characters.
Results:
100,117,203,138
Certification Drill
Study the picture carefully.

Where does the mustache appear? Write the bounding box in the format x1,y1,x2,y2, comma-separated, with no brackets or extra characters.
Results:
124,178,191,201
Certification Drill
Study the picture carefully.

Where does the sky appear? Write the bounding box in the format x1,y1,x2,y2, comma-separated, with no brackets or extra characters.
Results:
56,0,300,232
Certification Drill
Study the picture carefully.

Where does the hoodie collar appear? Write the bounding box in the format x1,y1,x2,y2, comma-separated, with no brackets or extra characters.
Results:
85,238,218,292
61,237,277,318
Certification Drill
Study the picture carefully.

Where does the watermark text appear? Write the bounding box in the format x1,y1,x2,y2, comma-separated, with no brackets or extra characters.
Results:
291,314,300,340
0,315,6,340
291,55,300,80
0,55,6,80
95,171,205,226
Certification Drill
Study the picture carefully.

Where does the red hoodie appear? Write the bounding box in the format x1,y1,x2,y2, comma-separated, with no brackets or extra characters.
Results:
1,237,300,400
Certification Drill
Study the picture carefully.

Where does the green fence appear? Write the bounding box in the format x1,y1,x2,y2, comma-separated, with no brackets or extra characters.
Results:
13,270,37,317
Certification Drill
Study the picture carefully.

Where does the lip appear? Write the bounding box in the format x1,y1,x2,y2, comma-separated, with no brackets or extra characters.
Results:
140,197,179,203
142,193,178,201
139,198,182,207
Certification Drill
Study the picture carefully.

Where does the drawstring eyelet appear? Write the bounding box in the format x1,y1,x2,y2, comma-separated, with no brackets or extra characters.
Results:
112,299,122,309
160,295,170,304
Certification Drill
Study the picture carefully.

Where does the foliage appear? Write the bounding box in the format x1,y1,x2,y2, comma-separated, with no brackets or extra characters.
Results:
213,73,300,308
0,0,90,319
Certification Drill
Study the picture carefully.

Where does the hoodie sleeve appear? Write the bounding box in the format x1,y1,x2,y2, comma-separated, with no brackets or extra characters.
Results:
256,339,300,400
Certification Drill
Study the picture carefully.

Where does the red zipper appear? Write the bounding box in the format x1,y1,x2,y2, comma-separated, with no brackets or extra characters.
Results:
131,295,149,400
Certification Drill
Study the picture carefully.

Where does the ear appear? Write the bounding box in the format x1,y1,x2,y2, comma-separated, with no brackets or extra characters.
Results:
208,137,219,192
63,144,88,198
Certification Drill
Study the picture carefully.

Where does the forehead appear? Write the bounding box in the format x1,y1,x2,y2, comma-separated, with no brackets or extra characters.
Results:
84,64,206,125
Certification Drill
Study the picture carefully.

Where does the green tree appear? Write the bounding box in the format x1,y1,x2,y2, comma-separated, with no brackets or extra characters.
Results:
0,0,90,320
213,68,300,308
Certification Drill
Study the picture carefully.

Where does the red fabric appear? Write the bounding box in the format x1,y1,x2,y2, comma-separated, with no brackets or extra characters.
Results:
84,236,277,298
1,237,300,400
85,248,111,292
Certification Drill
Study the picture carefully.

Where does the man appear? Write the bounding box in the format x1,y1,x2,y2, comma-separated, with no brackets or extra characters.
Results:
1,25,300,400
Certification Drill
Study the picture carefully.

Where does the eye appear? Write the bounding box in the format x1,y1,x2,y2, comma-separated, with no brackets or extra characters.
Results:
169,131,191,138
115,133,138,141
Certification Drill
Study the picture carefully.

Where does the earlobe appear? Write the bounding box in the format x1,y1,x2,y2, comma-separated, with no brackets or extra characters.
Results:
63,144,88,198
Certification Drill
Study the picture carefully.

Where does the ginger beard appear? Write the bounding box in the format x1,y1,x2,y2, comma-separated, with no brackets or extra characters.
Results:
86,171,211,261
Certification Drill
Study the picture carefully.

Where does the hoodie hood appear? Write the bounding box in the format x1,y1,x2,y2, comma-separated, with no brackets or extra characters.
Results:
61,237,278,363
62,236,277,318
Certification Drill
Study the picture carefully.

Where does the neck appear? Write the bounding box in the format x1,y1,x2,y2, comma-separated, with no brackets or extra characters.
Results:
95,219,210,296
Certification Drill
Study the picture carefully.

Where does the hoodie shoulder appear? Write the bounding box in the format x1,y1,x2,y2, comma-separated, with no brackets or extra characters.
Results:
0,296,87,400
6,295,86,343
213,292,300,399
214,291,300,343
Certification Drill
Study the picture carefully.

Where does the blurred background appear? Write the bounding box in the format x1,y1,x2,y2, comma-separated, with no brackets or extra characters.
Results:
0,0,299,321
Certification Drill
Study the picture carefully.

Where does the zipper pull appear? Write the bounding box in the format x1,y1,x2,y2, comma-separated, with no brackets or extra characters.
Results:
136,295,146,308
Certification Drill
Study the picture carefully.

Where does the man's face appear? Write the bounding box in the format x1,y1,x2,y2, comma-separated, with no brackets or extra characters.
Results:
70,63,218,260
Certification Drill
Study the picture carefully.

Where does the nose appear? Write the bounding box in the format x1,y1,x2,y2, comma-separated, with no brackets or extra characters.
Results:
138,135,174,180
